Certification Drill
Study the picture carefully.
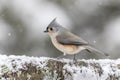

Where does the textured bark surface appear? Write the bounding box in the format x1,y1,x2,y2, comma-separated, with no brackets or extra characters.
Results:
0,55,120,80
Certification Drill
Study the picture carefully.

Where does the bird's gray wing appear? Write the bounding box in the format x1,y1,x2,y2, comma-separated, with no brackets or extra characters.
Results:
56,31,88,45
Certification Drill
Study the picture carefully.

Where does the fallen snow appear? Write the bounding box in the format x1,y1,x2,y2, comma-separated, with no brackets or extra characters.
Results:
0,55,120,80
63,59,120,80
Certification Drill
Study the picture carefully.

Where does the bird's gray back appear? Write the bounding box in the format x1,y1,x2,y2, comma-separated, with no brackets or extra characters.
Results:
56,29,88,45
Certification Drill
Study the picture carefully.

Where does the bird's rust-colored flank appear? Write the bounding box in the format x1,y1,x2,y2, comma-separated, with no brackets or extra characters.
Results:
62,44,78,52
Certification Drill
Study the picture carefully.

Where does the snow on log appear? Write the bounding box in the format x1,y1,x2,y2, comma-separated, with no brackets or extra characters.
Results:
0,55,120,80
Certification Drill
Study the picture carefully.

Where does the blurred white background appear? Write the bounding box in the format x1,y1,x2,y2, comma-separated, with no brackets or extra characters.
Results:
0,0,120,59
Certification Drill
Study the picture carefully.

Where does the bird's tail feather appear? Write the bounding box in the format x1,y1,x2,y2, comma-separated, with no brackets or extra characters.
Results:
85,45,109,57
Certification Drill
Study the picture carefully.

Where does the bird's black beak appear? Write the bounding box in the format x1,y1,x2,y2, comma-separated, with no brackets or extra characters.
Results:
44,29,48,33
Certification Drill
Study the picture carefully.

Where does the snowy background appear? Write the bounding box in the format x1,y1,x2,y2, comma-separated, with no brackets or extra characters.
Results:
0,0,120,59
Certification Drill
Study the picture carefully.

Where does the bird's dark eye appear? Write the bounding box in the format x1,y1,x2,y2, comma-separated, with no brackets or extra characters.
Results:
50,27,53,31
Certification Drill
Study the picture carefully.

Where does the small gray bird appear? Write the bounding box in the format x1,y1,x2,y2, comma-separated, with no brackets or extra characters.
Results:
44,18,108,60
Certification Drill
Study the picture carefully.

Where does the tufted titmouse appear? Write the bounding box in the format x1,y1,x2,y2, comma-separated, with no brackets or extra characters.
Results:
44,18,109,60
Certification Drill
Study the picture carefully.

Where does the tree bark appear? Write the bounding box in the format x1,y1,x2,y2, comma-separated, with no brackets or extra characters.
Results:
0,55,120,80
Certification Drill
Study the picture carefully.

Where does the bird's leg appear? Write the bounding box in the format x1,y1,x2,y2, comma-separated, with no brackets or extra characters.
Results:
64,53,66,56
57,52,66,59
73,54,77,61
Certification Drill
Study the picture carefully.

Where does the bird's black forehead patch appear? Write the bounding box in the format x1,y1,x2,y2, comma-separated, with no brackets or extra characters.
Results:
47,27,49,30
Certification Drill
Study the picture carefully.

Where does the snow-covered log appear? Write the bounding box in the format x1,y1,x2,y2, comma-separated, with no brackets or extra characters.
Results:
0,55,120,80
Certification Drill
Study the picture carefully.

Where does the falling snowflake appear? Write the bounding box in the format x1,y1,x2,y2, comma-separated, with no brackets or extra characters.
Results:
8,33,11,36
93,40,96,44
